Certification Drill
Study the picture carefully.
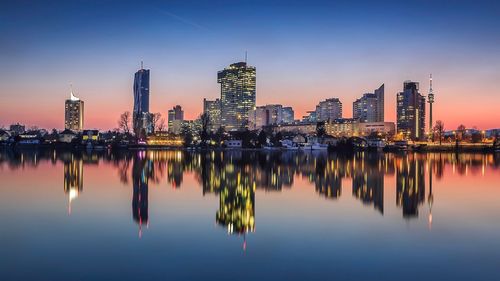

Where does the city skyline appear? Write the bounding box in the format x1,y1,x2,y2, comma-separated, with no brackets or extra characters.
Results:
1,0,500,130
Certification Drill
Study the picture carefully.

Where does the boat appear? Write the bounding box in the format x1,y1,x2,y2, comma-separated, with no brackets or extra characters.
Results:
311,143,328,150
367,139,386,151
280,139,299,150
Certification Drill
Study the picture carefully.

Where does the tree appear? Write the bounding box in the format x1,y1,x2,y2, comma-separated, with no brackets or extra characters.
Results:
198,113,210,144
316,121,326,138
257,130,267,147
150,112,162,133
214,126,225,145
433,120,445,145
181,124,193,147
118,111,131,134
157,118,166,132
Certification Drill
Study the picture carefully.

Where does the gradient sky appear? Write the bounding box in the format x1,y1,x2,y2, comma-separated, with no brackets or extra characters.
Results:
1,0,499,130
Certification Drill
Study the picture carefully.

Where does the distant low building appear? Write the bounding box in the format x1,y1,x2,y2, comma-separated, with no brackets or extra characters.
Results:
147,132,183,146
9,123,25,135
59,129,77,143
82,130,100,143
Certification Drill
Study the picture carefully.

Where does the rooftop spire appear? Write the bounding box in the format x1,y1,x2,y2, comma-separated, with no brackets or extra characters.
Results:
141,60,144,70
69,83,79,101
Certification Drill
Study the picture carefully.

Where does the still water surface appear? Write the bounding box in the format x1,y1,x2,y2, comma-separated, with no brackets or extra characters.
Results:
1,149,499,280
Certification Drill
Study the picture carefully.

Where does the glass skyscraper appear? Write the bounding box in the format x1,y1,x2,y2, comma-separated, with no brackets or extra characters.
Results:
218,62,256,131
133,66,150,137
397,81,426,140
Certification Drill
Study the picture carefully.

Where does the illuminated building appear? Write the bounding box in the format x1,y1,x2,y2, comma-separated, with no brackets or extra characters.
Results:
281,106,294,124
168,105,184,134
203,98,221,131
65,87,84,131
397,81,426,140
146,132,183,146
218,62,256,131
248,104,283,130
316,98,342,122
133,63,151,138
428,74,435,137
353,84,384,123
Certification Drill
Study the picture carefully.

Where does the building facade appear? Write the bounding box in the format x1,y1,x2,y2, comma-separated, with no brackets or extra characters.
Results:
397,81,426,140
218,62,256,131
133,66,151,137
353,84,384,123
316,98,342,122
248,104,283,130
281,106,295,124
168,105,184,134
203,98,221,132
65,89,84,131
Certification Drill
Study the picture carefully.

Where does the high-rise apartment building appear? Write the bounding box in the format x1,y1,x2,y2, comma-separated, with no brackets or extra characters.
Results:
203,98,221,132
218,62,256,131
353,84,384,123
248,104,283,130
397,81,426,140
316,98,342,122
65,88,84,131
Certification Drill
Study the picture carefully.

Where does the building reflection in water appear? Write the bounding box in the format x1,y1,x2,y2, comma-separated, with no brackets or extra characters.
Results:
396,154,425,219
2,149,499,243
63,153,83,215
132,151,151,238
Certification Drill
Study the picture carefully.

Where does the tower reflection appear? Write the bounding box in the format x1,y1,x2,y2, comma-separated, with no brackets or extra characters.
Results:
63,153,83,215
132,151,151,238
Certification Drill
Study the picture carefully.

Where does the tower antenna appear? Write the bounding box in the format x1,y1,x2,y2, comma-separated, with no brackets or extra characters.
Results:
428,74,435,139
245,51,247,64
141,60,144,70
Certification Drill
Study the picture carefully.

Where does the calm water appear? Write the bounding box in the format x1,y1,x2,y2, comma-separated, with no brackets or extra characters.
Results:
1,149,499,281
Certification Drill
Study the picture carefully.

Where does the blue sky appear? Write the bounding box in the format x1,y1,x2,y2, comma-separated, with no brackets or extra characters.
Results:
1,0,499,129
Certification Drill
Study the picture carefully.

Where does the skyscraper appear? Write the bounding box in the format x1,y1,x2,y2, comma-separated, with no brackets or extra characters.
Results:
397,81,426,140
133,63,150,137
316,98,342,122
218,62,256,131
168,105,184,134
203,98,221,132
65,87,84,131
353,84,384,123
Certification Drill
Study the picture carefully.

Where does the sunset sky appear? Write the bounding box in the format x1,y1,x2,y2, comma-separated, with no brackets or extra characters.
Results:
0,0,499,130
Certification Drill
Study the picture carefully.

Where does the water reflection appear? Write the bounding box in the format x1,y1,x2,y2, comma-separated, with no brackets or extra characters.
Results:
1,149,499,238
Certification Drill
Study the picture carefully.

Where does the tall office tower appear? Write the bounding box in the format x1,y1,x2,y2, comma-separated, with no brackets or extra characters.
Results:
248,104,283,130
203,98,221,132
427,74,434,136
315,98,342,122
65,87,84,131
281,106,295,124
353,84,384,123
397,81,426,140
133,63,150,137
218,62,256,131
168,105,184,134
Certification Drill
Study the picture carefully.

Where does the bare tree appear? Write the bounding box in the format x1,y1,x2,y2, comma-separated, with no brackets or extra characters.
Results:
433,120,445,145
118,111,131,134
157,118,166,132
150,112,162,133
